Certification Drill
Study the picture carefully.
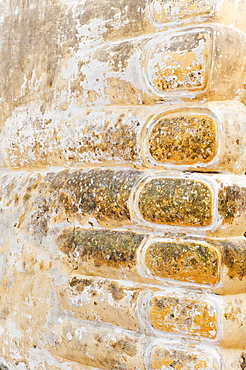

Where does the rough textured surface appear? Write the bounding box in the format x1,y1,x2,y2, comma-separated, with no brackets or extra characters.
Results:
148,30,211,93
56,228,246,294
56,271,246,348
1,7,246,133
148,114,217,164
9,169,142,230
145,240,219,285
49,319,147,369
60,277,144,332
61,24,246,106
134,173,246,237
149,295,217,339
1,0,246,369
1,102,246,173
0,170,245,237
138,178,213,226
151,0,214,23
150,345,218,370
57,229,145,270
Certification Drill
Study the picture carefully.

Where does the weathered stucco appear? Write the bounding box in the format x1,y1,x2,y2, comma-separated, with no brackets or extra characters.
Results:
1,101,246,174
56,229,246,294
1,0,246,369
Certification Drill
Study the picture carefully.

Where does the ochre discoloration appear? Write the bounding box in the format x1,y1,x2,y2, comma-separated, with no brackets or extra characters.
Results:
56,228,145,269
57,170,140,223
1,0,246,368
68,277,93,293
19,169,141,233
1,102,246,174
69,114,140,163
150,346,218,370
148,31,211,93
221,295,246,349
218,184,246,225
145,241,219,285
221,241,246,281
224,298,243,323
1,171,246,238
151,0,214,23
138,178,213,227
55,25,246,107
148,114,217,164
149,296,217,339
55,230,246,293
1,2,246,146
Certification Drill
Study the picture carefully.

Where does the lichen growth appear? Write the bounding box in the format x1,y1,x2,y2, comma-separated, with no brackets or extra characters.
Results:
68,277,126,301
62,169,140,221
74,116,139,162
138,178,212,226
218,184,246,225
219,240,246,280
24,169,141,234
69,277,92,293
56,228,145,269
145,241,219,285
149,114,217,164
7,113,141,168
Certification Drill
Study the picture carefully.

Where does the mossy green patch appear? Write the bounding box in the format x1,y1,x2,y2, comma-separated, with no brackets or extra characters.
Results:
56,228,145,269
145,241,219,285
138,178,212,226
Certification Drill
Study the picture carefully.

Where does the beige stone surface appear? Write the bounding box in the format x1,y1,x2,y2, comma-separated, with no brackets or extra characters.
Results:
47,316,224,369
59,274,246,348
55,24,246,106
150,0,246,32
48,318,246,370
1,101,246,174
0,169,245,237
1,15,246,135
1,0,246,368
0,0,246,143
49,319,147,370
56,228,246,294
